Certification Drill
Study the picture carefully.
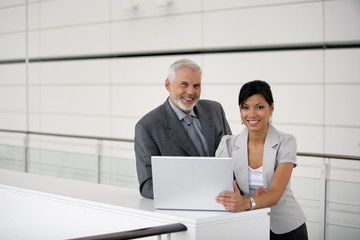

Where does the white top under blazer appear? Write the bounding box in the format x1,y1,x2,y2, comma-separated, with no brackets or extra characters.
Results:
215,123,306,234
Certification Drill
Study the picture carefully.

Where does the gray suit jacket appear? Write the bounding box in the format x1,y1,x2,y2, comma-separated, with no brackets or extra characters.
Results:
215,124,306,234
135,98,232,199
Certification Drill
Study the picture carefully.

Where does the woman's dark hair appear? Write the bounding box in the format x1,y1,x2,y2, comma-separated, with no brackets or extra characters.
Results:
238,80,274,106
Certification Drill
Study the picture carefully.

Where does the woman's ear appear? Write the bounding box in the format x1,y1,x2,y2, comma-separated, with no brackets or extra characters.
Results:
270,103,274,114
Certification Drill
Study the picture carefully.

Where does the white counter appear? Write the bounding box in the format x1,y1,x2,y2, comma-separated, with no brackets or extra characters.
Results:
0,169,270,240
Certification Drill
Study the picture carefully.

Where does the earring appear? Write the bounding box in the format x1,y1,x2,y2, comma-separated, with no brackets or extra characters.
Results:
269,114,273,123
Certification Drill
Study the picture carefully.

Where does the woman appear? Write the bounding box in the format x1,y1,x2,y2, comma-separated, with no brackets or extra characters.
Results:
216,80,308,240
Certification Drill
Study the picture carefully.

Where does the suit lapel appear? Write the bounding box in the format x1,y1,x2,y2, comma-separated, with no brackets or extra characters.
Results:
163,99,199,156
195,103,216,155
262,124,279,189
232,128,250,194
232,124,279,194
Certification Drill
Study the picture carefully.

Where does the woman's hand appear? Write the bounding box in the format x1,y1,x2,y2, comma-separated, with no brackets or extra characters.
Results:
216,180,249,212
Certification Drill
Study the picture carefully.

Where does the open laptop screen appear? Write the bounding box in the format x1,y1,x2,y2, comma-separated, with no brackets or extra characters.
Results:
151,156,233,211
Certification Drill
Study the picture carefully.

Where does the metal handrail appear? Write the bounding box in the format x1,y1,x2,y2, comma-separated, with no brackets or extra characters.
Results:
1,129,359,161
69,223,187,240
297,152,360,161
0,129,133,143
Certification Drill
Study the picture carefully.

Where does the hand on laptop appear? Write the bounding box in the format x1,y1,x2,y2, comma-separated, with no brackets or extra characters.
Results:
216,180,249,212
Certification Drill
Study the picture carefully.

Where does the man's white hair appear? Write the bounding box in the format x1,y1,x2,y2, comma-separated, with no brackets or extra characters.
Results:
167,58,202,82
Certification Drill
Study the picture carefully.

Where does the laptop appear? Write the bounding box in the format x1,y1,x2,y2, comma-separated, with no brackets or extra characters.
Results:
151,156,234,211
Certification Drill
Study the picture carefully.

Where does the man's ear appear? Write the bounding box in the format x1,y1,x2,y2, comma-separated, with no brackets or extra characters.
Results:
165,78,171,92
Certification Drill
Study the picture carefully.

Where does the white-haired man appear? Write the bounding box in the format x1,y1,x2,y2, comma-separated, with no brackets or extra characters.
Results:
135,58,232,199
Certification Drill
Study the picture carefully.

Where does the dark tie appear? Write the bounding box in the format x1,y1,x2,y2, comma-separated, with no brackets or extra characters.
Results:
183,114,208,156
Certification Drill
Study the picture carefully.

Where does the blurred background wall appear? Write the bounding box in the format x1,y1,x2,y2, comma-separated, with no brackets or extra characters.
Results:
0,0,359,156
0,1,359,239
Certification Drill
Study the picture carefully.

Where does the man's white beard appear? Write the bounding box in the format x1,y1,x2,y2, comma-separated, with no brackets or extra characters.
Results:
170,92,199,112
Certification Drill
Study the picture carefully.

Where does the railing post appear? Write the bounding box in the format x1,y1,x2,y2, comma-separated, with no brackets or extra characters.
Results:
319,157,329,240
23,133,29,173
96,140,103,184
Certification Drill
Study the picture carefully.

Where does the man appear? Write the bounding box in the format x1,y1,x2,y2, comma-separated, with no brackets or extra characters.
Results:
134,58,232,199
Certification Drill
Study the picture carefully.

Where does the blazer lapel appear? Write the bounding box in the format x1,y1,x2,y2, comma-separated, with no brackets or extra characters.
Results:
262,124,279,189
195,104,216,155
163,99,199,156
232,128,250,194
232,124,279,194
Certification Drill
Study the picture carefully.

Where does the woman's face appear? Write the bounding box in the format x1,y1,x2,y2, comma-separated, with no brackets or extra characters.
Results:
240,94,274,133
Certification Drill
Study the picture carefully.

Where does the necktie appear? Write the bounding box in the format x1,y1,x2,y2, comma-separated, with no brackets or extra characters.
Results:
183,114,208,156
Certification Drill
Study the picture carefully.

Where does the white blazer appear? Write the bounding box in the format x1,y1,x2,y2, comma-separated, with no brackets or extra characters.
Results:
215,124,306,234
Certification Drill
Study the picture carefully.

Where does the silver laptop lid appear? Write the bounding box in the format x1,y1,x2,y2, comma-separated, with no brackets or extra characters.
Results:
151,156,233,211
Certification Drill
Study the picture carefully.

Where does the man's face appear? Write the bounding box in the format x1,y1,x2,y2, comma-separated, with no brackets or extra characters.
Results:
165,67,201,113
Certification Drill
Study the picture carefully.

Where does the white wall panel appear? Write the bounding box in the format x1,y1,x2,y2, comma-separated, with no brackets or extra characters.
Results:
111,0,201,20
325,127,360,156
39,114,110,136
325,85,360,126
28,2,40,30
40,86,110,115
203,50,323,84
0,5,25,33
0,64,26,84
111,85,168,118
201,85,240,123
36,60,110,85
276,125,324,153
28,30,40,58
111,117,137,139
325,0,360,43
325,49,360,83
203,0,319,11
28,113,41,131
272,85,324,125
203,2,323,49
0,33,25,60
28,86,41,113
40,0,109,28
111,14,202,53
38,24,109,57
28,62,40,84
111,55,202,84
0,113,26,130
0,87,26,111
0,0,25,8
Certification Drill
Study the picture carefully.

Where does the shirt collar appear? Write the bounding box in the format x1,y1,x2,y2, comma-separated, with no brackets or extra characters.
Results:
168,97,197,120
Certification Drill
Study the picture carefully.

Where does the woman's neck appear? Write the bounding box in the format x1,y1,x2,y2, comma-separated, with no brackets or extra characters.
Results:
248,125,268,146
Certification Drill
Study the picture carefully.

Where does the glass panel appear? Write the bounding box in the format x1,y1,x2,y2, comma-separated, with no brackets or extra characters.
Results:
291,176,321,239
28,148,98,183
100,155,138,189
0,144,25,171
326,180,360,240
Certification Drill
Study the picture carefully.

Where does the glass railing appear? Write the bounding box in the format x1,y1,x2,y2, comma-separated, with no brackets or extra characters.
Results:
0,129,138,189
0,129,359,240
0,144,26,172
